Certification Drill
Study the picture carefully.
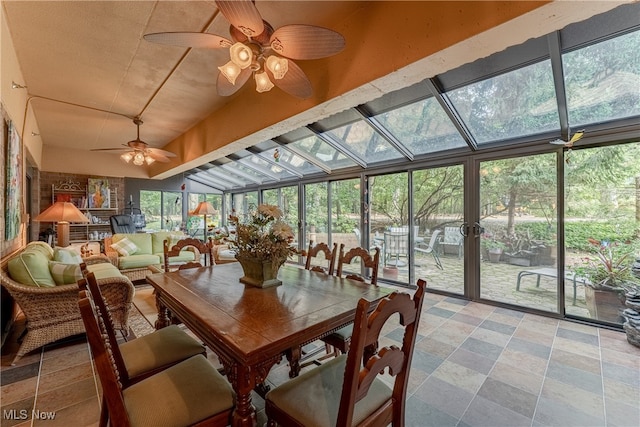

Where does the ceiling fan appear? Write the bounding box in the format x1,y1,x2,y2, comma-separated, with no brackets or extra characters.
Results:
143,0,345,99
91,117,177,166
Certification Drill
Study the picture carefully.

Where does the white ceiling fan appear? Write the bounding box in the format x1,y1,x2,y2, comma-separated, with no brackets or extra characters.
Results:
143,0,345,99
91,117,177,165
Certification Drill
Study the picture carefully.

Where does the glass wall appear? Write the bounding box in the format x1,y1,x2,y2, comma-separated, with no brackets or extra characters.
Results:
140,190,182,231
330,179,360,251
564,143,640,325
263,186,299,245
479,154,558,312
187,193,223,239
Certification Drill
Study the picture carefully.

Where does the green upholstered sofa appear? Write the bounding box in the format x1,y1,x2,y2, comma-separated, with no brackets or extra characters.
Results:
104,231,197,281
1,241,134,364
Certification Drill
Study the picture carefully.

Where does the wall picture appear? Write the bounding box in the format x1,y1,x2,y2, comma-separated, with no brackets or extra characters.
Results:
88,178,110,209
5,121,22,240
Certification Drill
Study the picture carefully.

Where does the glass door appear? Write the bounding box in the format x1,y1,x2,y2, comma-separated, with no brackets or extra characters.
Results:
478,153,559,312
413,165,465,294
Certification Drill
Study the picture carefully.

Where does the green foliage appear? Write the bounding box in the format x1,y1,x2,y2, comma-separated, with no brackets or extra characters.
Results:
572,239,639,290
565,221,640,251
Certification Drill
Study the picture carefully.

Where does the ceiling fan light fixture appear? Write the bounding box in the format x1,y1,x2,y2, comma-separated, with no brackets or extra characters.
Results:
145,156,156,165
133,152,145,166
218,60,242,84
266,56,288,79
229,42,253,69
255,70,274,93
120,152,133,163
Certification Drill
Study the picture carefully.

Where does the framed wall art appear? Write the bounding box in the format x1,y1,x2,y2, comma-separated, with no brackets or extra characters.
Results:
5,120,22,241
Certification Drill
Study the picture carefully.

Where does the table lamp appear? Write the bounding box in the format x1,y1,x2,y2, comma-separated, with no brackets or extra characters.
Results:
35,201,89,247
192,201,218,241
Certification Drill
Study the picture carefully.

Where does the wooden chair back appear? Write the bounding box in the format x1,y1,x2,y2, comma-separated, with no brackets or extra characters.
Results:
163,237,214,271
304,241,338,275
336,245,380,285
78,289,132,425
78,272,131,385
338,279,426,426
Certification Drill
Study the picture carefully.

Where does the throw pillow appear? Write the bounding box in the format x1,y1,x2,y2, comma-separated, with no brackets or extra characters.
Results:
54,247,83,264
49,261,83,285
7,251,56,287
111,237,138,257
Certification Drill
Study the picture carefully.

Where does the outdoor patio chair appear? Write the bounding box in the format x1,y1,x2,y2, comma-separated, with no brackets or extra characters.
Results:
414,229,443,269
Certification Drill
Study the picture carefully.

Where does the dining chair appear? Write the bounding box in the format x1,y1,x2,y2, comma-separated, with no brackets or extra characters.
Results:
414,229,443,269
163,236,214,271
322,245,381,357
79,271,207,426
304,240,338,275
335,244,381,285
78,289,235,427
265,279,426,427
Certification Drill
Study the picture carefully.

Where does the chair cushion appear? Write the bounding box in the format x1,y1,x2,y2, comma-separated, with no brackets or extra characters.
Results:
24,241,55,259
328,324,352,341
118,254,161,270
123,355,234,427
151,231,185,254
85,262,125,280
164,251,196,264
120,325,205,378
49,261,83,285
113,233,152,255
53,247,83,264
265,355,392,427
8,250,56,287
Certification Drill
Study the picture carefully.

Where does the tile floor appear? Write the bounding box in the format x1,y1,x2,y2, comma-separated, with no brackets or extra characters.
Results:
1,286,639,427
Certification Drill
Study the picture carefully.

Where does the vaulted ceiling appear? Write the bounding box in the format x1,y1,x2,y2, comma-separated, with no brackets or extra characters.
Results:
2,1,626,180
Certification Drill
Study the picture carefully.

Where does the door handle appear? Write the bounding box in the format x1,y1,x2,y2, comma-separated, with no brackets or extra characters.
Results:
473,222,485,237
459,222,468,238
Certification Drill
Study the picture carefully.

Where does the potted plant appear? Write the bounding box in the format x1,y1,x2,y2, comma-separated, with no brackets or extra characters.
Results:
573,238,639,323
481,235,506,263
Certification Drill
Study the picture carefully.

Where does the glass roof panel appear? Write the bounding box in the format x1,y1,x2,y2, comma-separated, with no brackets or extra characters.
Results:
563,29,640,127
259,147,322,175
447,59,559,144
289,135,357,169
374,96,467,154
222,161,268,184
324,120,404,163
242,152,298,180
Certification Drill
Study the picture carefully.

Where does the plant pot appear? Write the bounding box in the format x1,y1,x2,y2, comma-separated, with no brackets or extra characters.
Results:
584,287,626,323
236,254,283,288
488,249,502,263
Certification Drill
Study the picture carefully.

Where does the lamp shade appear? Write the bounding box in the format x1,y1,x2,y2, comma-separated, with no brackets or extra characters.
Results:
35,202,89,247
35,202,89,223
192,201,218,215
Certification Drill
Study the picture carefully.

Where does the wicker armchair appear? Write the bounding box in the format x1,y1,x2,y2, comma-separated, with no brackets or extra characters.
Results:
1,254,134,365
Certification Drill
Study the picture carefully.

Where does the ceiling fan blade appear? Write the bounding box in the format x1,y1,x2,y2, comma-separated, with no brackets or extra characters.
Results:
144,32,232,49
215,0,264,39
270,25,345,60
145,151,171,163
91,148,130,152
147,148,176,158
217,67,252,96
271,60,312,99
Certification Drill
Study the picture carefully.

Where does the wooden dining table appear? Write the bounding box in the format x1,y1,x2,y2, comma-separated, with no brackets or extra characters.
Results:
146,262,392,427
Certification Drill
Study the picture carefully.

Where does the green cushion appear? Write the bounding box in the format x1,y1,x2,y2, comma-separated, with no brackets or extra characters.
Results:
53,247,83,264
265,355,392,427
111,237,139,257
8,250,56,287
120,325,205,378
113,233,152,255
123,355,234,427
164,251,196,264
151,231,185,254
49,261,83,285
85,262,125,280
24,241,54,259
118,254,162,270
